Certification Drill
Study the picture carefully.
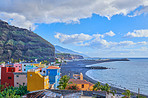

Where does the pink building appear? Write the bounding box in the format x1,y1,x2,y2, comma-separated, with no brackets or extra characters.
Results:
13,63,22,72
14,72,27,87
0,64,5,67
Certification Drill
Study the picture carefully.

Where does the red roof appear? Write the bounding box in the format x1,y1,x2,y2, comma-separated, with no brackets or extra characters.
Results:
46,66,60,69
68,79,94,86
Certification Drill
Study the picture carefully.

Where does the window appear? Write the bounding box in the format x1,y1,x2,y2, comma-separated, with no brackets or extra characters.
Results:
12,69,14,72
16,75,19,77
24,65,26,66
43,71,45,73
82,84,84,88
40,70,42,72
48,71,50,75
17,82,19,84
23,83,25,85
16,66,17,67
24,69,26,71
8,77,11,79
19,66,21,68
30,74,32,77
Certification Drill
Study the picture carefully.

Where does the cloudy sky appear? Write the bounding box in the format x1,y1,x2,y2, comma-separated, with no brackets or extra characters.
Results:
1,0,148,57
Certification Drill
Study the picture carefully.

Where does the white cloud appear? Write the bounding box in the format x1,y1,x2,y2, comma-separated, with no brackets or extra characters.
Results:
54,32,92,44
104,31,115,37
55,32,147,48
0,0,148,29
125,30,148,37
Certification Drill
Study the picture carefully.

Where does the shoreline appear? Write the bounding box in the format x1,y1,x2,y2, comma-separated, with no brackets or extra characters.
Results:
60,59,148,97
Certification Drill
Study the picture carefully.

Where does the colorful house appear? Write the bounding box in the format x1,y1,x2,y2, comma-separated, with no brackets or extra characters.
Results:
68,79,94,91
1,67,16,87
38,64,46,68
14,72,27,87
46,66,60,89
27,69,49,91
13,63,22,72
22,63,38,72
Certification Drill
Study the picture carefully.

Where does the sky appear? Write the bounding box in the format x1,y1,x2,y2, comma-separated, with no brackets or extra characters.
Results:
0,0,148,57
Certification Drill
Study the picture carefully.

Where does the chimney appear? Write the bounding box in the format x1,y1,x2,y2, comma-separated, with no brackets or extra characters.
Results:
80,73,83,80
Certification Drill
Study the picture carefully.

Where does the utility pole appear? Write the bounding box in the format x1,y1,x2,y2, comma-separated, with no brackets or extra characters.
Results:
138,88,140,98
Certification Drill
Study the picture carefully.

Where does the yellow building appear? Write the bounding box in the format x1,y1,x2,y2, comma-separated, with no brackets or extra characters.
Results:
31,62,41,67
27,69,49,91
39,64,46,68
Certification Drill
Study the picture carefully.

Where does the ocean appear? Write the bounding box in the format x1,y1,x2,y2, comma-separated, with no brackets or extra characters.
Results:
86,58,148,95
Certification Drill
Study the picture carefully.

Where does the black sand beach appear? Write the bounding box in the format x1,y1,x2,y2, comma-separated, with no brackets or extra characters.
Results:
60,59,148,97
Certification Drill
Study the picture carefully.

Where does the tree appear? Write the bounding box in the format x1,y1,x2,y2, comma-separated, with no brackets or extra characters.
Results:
122,90,133,98
0,84,28,97
93,82,101,91
0,86,21,98
57,75,71,89
11,58,14,63
137,95,146,98
102,83,111,94
110,90,117,96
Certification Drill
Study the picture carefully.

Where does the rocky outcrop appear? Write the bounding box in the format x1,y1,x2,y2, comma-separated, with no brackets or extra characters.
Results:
0,20,55,61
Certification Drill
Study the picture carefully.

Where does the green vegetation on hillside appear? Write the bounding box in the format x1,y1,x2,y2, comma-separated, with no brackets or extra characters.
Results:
0,20,55,61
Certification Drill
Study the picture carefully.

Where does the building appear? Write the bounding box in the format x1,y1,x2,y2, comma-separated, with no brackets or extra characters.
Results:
46,66,61,89
23,89,106,98
38,64,47,68
13,63,22,72
27,69,49,92
1,67,16,87
14,72,27,87
21,63,38,72
69,73,94,91
73,73,83,80
5,63,13,67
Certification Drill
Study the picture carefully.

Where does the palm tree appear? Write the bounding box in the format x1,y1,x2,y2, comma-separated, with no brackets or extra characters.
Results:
122,90,133,98
102,83,111,94
57,75,72,89
93,82,101,91
110,90,117,96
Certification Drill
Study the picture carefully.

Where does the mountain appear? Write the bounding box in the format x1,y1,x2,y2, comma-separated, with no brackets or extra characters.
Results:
55,45,88,57
0,20,55,61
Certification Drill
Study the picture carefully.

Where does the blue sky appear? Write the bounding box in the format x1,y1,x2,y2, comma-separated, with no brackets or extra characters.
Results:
1,0,148,57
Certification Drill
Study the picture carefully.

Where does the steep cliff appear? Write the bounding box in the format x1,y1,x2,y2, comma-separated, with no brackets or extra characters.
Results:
0,20,55,61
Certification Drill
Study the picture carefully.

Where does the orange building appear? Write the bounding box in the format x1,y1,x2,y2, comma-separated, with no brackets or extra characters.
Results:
68,79,94,91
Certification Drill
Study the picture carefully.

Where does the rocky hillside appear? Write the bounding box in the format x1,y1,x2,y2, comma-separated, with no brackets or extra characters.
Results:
0,20,55,61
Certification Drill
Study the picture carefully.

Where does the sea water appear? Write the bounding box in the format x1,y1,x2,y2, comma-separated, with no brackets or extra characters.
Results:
86,58,148,95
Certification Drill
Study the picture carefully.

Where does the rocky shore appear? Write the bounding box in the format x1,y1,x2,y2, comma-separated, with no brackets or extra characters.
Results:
60,59,148,97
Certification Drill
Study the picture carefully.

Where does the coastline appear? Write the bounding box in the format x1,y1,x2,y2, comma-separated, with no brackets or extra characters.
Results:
60,59,148,97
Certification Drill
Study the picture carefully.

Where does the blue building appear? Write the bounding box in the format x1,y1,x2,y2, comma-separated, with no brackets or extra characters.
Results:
46,66,60,89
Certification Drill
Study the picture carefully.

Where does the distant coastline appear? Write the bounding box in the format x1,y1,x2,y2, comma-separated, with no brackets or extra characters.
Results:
60,58,148,97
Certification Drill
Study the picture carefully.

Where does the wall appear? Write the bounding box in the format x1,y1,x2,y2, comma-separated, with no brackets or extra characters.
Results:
27,70,49,91
14,73,27,87
1,67,15,87
77,84,90,91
